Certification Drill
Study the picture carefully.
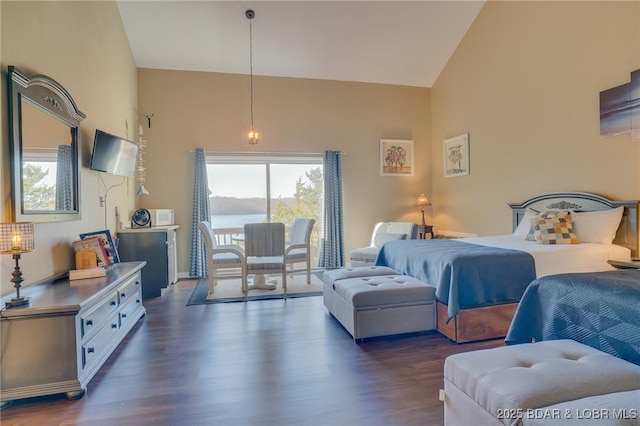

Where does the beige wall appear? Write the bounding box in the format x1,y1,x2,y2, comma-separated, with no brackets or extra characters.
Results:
431,1,640,236
4,0,637,292
136,69,430,275
1,1,138,296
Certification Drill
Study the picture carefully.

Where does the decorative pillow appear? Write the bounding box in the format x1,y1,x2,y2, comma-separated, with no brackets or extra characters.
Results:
533,216,580,244
373,233,406,247
513,208,539,237
570,207,624,244
525,210,570,241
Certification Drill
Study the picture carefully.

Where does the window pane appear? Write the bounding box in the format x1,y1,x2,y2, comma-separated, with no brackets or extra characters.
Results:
207,164,267,235
206,156,323,266
271,164,323,266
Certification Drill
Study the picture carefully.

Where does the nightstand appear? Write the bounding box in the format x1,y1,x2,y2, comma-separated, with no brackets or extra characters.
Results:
608,259,640,269
417,224,434,240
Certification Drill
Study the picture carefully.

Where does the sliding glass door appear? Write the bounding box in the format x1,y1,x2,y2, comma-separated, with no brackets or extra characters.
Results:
206,155,323,266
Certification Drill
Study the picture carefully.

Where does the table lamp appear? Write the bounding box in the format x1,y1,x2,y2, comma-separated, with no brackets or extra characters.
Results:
0,222,35,307
416,194,431,226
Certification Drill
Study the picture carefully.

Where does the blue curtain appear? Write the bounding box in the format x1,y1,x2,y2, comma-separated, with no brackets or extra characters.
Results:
319,150,345,268
55,145,73,210
189,148,211,277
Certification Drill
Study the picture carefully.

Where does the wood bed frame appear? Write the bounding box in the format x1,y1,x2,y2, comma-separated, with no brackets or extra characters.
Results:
437,191,639,343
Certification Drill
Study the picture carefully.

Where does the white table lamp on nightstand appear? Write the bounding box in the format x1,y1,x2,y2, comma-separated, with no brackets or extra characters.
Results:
416,194,431,226
416,194,434,239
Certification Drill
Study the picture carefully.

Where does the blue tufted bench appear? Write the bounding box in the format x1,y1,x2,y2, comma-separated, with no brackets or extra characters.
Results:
322,266,436,340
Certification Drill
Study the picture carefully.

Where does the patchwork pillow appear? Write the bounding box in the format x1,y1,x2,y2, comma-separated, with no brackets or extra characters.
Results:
373,232,406,247
533,215,580,244
525,210,570,241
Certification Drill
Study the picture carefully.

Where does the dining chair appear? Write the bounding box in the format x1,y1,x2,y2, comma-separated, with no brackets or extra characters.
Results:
244,222,287,298
198,221,247,296
285,218,316,284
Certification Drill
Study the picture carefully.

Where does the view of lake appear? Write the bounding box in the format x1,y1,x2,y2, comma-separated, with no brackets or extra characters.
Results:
210,213,268,229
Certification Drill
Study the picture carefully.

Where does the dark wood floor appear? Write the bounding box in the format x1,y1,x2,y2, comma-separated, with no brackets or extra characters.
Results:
0,279,503,426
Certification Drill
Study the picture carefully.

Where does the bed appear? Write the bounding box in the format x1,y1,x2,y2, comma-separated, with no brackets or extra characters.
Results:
375,191,639,343
505,269,640,365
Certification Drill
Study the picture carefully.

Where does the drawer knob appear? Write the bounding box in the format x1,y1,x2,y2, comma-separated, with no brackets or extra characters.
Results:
110,300,117,306
121,292,126,299
87,347,95,354
111,323,118,329
122,313,127,319
86,319,93,326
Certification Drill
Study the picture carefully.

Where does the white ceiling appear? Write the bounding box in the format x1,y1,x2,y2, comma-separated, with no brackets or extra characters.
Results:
117,1,485,88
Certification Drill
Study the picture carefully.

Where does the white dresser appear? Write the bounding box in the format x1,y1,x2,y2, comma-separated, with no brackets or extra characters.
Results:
0,262,146,407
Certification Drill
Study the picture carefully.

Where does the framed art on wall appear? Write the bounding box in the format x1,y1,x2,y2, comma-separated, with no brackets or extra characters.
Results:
380,139,414,176
443,133,470,178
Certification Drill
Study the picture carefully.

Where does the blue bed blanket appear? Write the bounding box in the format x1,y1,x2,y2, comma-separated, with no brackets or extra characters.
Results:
375,239,536,320
505,269,640,365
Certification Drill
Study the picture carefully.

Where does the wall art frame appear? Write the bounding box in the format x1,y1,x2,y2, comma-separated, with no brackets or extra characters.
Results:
380,139,414,176
443,133,470,178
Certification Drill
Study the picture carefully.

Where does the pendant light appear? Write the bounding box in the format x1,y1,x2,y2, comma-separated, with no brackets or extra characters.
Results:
241,9,262,146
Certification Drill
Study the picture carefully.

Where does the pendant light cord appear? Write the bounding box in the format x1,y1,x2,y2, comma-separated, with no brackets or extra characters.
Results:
248,11,254,128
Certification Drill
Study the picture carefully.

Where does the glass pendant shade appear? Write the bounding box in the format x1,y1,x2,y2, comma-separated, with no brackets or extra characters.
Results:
241,124,262,145
136,184,150,196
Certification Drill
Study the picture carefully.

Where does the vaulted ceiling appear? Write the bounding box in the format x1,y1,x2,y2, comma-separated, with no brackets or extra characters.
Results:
117,1,485,88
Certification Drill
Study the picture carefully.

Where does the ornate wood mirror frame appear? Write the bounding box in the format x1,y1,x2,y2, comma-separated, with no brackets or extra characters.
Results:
8,66,86,222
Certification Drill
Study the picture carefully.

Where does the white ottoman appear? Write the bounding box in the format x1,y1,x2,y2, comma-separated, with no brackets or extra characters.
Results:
322,266,436,340
443,339,640,426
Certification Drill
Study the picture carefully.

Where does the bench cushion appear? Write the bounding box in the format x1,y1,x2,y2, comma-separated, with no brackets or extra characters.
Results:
333,275,435,308
322,266,398,286
445,339,640,426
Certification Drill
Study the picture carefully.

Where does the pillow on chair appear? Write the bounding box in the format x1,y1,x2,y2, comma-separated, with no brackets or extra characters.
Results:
373,233,406,247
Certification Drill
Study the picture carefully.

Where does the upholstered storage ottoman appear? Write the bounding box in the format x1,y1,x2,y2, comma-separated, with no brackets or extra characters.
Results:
322,266,436,340
443,339,640,426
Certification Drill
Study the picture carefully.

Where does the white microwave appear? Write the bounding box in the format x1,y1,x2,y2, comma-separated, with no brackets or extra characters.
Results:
148,209,175,226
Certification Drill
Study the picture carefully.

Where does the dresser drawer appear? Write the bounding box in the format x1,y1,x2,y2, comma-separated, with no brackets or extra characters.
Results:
79,290,119,339
117,272,142,305
119,294,142,329
82,313,120,370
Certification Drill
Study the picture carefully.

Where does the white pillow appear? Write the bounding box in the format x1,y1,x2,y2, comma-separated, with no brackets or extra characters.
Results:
513,208,539,237
570,207,624,244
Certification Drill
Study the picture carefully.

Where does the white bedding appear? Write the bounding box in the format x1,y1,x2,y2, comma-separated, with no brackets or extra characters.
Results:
461,235,630,278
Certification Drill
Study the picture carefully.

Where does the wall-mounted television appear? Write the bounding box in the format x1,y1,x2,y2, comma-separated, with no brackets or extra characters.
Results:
90,129,139,177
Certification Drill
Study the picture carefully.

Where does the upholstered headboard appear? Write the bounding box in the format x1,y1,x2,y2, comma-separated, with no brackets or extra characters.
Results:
508,192,639,257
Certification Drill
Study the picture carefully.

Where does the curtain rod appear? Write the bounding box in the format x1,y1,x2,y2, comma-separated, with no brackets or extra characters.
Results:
188,150,346,156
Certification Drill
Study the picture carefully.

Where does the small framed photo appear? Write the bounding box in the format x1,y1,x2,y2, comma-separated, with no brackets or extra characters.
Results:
380,139,414,176
443,133,470,178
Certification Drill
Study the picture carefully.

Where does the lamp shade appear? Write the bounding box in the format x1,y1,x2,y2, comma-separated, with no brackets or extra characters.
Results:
0,222,35,254
416,194,431,208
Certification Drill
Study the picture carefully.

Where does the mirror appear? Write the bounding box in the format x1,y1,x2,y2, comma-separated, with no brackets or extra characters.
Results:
8,66,85,222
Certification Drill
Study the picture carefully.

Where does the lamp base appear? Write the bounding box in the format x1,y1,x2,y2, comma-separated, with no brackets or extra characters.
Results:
5,296,30,308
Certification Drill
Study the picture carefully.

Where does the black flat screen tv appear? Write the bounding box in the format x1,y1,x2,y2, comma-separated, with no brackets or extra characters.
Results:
90,129,139,177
